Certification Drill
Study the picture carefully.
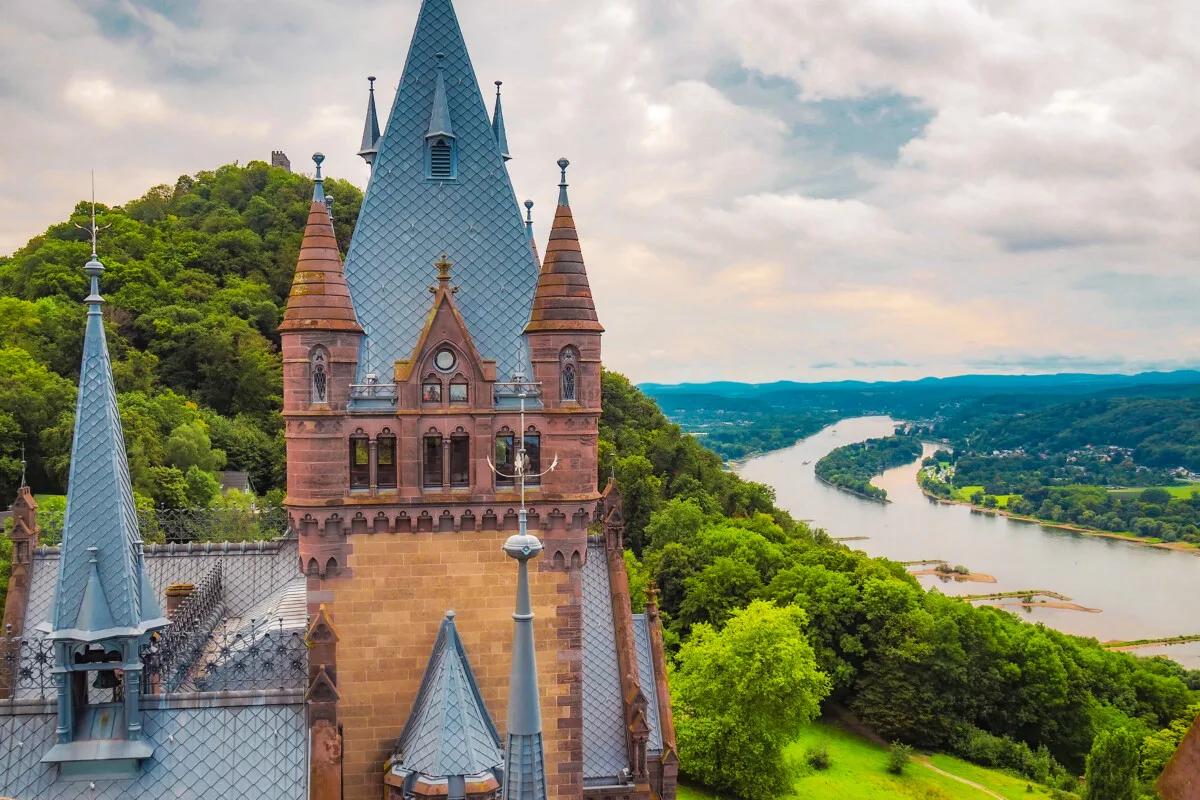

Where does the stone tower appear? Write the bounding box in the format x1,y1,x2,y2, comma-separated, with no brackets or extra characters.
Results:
281,2,675,799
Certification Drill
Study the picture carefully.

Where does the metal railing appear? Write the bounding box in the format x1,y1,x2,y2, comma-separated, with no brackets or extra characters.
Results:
142,563,225,693
0,633,55,700
349,381,398,400
166,619,308,693
36,505,290,546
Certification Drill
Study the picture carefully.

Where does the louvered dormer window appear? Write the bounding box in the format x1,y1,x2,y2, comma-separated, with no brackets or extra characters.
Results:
427,137,456,180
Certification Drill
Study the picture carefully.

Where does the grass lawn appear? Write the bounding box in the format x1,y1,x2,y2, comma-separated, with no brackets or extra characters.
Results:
676,722,1063,800
1108,484,1200,499
952,486,1018,509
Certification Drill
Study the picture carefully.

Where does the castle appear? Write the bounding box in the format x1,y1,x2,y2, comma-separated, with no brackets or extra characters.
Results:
0,1,676,798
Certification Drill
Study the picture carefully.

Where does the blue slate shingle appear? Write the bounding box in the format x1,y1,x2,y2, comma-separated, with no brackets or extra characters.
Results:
344,0,539,381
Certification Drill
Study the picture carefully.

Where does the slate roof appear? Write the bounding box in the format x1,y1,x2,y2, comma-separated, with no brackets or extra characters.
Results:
0,699,307,799
25,538,302,636
51,260,164,639
359,76,382,163
632,614,664,755
280,159,362,334
392,612,502,780
343,0,538,380
525,168,603,334
579,541,630,783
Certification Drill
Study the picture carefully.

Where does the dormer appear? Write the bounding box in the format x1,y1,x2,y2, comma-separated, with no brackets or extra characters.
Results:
424,53,457,181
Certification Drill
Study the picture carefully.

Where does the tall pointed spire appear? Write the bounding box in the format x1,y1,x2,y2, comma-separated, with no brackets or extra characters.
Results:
49,200,166,641
525,159,604,333
342,0,538,381
280,154,363,334
524,199,540,266
358,76,382,167
492,81,511,161
502,531,547,800
426,53,455,140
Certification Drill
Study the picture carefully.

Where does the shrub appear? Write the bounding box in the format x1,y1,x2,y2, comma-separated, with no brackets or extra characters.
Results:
806,743,831,771
887,742,913,775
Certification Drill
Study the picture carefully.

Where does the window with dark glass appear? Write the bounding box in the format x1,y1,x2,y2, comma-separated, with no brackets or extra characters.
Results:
449,380,468,404
377,434,397,490
494,433,515,487
524,432,542,486
422,380,443,404
560,347,578,402
311,348,329,404
350,435,370,490
450,435,470,487
423,436,444,488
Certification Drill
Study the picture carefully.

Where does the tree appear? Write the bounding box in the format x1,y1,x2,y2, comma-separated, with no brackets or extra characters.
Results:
164,421,226,472
1084,728,1140,800
673,601,832,800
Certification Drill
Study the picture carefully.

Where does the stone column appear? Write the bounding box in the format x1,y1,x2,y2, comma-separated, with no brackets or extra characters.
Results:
368,437,379,496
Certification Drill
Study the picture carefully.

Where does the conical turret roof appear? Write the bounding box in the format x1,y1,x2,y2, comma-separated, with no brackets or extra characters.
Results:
280,154,363,334
392,611,502,781
525,159,603,333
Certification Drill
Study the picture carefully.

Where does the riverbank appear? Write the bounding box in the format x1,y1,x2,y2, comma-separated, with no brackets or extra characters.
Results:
816,472,889,504
917,481,1200,557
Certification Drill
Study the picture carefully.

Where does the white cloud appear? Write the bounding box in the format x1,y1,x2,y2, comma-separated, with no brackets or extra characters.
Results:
1,0,1197,383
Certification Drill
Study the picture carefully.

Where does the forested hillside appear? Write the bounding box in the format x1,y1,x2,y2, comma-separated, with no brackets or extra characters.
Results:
0,162,363,505
2,164,1196,799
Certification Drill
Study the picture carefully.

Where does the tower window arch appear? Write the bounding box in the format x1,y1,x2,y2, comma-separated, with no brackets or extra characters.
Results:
310,346,330,404
560,346,579,402
377,429,397,490
349,431,370,490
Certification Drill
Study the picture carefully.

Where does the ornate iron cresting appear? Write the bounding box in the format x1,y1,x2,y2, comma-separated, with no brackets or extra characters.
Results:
0,630,55,700
37,505,290,546
184,619,308,693
142,563,225,693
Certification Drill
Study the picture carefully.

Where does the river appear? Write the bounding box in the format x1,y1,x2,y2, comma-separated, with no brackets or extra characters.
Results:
737,416,1200,668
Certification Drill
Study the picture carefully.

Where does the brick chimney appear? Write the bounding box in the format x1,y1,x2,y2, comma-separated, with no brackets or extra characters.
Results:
1,486,39,637
164,583,196,617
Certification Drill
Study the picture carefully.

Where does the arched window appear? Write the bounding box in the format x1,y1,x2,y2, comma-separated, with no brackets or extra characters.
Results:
524,427,542,486
449,430,470,488
423,432,444,489
310,346,329,404
377,430,397,490
422,375,443,404
560,346,579,402
449,376,468,404
349,431,369,490
494,429,515,488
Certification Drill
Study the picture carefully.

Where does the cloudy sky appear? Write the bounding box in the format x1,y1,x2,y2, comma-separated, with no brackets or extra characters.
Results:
2,0,1197,384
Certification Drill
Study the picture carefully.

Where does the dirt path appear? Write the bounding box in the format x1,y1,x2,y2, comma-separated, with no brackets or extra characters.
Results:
916,756,1006,800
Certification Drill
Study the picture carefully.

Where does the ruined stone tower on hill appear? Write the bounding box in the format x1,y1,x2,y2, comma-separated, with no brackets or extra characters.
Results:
279,1,677,799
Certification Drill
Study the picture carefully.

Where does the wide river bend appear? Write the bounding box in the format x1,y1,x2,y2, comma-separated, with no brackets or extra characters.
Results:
738,416,1200,668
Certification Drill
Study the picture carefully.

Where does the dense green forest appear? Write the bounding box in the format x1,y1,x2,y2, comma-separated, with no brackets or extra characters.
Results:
604,373,1197,798
814,434,923,501
653,407,837,461
2,163,1197,799
0,162,363,507
921,395,1200,544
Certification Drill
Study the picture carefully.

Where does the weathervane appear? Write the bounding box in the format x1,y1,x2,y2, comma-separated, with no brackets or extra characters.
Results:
487,374,559,524
73,171,110,257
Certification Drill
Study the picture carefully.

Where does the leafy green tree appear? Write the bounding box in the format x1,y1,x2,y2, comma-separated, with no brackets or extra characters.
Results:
673,601,832,800
164,421,226,472
1084,727,1140,800
183,466,220,507
146,466,189,509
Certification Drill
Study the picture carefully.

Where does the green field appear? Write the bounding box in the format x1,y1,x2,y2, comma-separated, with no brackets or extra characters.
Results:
676,722,1063,800
952,486,1019,509
1108,484,1200,499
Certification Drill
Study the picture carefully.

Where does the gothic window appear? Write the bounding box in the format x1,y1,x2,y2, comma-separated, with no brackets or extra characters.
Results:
427,137,456,180
560,346,579,402
524,429,542,486
494,431,515,488
449,377,468,404
423,435,444,488
377,431,397,490
310,347,329,404
449,433,470,487
349,433,370,490
422,376,443,404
